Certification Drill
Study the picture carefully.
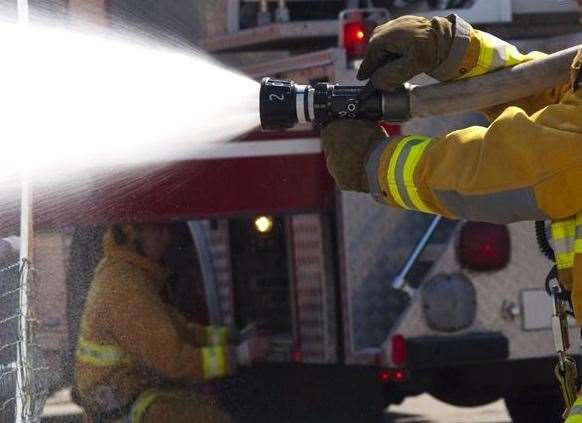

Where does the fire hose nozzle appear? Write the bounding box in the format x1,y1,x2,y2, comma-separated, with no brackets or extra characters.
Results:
259,77,410,130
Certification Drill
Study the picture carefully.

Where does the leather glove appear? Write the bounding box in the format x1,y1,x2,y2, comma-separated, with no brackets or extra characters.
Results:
321,120,387,193
357,15,454,90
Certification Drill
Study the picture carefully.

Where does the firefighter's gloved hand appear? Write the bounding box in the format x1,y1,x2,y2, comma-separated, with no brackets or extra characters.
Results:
357,15,454,90
321,120,388,193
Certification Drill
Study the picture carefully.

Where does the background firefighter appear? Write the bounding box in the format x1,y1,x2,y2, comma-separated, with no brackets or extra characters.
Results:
320,11,582,422
73,224,269,423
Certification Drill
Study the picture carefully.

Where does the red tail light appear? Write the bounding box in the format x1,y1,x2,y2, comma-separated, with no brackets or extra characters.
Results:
394,369,407,382
341,20,375,60
391,334,407,366
378,369,391,383
458,222,510,271
378,368,407,384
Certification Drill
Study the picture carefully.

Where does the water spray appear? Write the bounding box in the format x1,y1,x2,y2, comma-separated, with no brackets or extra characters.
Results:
259,45,580,131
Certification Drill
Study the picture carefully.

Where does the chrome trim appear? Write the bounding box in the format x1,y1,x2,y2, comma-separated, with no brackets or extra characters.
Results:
188,221,223,325
307,87,315,121
295,84,307,124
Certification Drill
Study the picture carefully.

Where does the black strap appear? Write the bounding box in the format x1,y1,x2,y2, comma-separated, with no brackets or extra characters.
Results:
545,265,575,316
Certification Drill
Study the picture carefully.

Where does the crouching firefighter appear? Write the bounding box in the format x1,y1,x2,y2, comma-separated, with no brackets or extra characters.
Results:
320,9,582,422
73,224,269,423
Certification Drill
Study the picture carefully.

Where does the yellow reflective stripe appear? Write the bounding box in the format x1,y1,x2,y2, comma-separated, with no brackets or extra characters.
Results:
76,336,130,367
553,220,576,241
551,218,580,270
206,326,229,346
557,251,575,270
202,346,226,379
386,138,409,209
463,31,535,78
126,389,183,423
402,137,432,213
504,44,524,66
386,136,433,213
567,400,582,423
464,31,496,78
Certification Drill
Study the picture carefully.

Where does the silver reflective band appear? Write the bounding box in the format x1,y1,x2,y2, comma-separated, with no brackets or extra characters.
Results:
569,404,582,416
435,187,547,224
307,87,315,121
296,85,307,123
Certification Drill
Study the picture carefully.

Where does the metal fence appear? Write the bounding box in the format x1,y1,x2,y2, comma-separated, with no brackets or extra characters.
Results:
0,248,48,423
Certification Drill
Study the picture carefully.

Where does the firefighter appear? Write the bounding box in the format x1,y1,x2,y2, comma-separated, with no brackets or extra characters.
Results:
321,11,582,421
74,224,269,423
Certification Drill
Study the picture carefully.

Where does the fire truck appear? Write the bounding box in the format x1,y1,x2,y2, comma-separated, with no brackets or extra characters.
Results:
3,1,582,422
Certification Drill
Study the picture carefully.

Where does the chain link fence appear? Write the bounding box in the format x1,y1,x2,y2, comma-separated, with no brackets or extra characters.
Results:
0,240,48,422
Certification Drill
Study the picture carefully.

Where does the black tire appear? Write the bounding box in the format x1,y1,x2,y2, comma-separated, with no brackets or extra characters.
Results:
429,370,500,407
218,365,386,423
431,387,500,407
505,395,564,423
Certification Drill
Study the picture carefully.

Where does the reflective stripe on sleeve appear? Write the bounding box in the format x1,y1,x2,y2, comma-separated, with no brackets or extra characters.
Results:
567,398,582,422
462,30,539,79
206,326,229,346
435,186,546,224
76,336,131,367
202,346,226,379
386,136,433,213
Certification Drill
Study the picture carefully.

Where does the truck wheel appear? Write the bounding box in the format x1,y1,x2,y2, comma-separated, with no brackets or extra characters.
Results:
504,395,563,423
429,371,500,407
431,388,500,407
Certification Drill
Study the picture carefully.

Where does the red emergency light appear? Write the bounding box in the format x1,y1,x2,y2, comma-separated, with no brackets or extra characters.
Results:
457,222,510,271
341,20,375,60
